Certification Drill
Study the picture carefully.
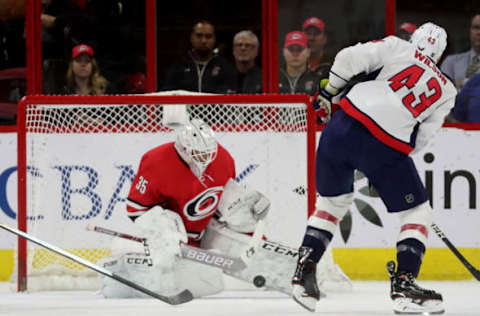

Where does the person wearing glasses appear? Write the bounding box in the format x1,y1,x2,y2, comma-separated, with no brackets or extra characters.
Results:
232,30,262,94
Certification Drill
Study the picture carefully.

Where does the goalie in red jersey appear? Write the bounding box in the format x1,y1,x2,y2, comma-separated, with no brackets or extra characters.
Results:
101,118,345,299
125,118,237,247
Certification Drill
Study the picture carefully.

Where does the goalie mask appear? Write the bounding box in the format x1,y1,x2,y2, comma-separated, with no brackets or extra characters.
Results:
174,119,218,178
409,22,447,64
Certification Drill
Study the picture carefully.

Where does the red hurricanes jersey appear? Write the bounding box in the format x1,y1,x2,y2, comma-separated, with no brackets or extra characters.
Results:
126,142,236,244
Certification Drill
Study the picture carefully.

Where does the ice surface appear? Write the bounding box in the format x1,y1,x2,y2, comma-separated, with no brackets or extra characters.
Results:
1,281,478,316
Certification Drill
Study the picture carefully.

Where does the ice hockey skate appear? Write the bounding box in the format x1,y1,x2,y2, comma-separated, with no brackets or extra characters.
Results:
387,261,444,315
292,246,320,312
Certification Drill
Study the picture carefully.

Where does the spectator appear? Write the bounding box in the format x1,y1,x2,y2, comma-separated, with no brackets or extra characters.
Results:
0,1,25,70
162,20,237,93
396,22,417,41
441,13,480,89
86,0,143,93
279,31,318,95
59,44,109,95
40,0,92,94
302,17,330,78
40,0,91,60
233,30,262,94
446,72,480,122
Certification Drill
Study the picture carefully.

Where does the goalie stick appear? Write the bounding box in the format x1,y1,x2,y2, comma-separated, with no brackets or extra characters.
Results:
430,223,480,281
86,224,247,272
0,223,193,305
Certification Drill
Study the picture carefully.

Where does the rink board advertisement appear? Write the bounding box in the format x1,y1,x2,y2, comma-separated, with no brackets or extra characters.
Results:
0,127,479,280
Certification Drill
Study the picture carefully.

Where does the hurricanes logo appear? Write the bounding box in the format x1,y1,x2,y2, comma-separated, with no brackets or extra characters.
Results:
184,186,223,220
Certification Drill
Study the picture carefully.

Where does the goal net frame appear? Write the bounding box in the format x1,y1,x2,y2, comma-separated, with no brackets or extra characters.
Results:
15,93,318,292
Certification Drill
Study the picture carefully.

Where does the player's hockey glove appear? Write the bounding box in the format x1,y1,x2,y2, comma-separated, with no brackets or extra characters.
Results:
312,79,339,123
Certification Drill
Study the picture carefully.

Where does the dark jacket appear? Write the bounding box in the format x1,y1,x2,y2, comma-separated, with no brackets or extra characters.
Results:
278,68,319,95
237,66,263,94
162,52,237,94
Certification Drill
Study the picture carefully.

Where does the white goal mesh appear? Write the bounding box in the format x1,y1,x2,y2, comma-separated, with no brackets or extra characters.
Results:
14,93,347,292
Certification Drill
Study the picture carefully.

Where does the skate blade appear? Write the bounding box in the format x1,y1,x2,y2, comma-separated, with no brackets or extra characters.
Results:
393,298,445,315
394,311,445,315
293,295,317,313
292,285,317,312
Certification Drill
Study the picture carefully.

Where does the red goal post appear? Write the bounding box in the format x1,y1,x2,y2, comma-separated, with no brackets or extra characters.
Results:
15,93,317,291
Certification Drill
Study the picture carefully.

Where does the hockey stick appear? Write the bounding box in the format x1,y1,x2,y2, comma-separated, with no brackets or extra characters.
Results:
0,223,193,305
430,223,480,281
354,175,480,281
86,224,246,271
240,218,265,264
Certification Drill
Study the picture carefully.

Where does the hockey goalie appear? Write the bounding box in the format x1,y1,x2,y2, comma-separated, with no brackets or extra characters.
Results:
101,118,349,299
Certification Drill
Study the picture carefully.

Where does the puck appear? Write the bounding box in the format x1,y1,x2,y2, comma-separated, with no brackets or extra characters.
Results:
253,275,266,288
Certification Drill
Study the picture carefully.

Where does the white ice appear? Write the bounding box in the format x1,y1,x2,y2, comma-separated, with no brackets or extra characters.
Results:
1,281,478,316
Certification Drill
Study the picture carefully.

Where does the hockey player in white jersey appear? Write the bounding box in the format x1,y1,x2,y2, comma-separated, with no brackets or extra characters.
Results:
292,22,456,315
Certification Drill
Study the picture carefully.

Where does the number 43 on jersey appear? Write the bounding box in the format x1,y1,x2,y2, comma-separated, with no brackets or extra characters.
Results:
388,64,442,118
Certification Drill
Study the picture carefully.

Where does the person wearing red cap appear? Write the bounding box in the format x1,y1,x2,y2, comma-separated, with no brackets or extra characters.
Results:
302,17,330,78
279,31,319,95
396,22,417,41
60,44,109,95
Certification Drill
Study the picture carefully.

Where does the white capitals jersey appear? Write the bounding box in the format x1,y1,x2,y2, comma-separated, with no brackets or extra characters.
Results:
329,36,457,154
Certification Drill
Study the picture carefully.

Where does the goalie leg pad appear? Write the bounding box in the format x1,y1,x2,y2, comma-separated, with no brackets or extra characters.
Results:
101,252,180,298
135,206,188,266
201,219,351,295
101,252,224,299
101,207,189,298
175,259,224,298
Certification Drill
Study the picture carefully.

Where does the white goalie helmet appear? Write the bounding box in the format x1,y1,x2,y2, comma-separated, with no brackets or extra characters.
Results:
174,119,218,178
409,22,447,64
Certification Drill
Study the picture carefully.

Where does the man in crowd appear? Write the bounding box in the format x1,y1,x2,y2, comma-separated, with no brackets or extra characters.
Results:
446,72,480,122
162,20,237,93
233,30,262,94
302,17,330,79
279,31,318,95
441,13,480,89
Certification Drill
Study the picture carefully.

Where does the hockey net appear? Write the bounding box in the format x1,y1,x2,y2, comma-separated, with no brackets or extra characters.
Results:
14,92,348,292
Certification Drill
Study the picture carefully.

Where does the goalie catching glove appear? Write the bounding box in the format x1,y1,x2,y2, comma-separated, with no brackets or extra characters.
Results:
312,79,340,123
216,178,270,233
